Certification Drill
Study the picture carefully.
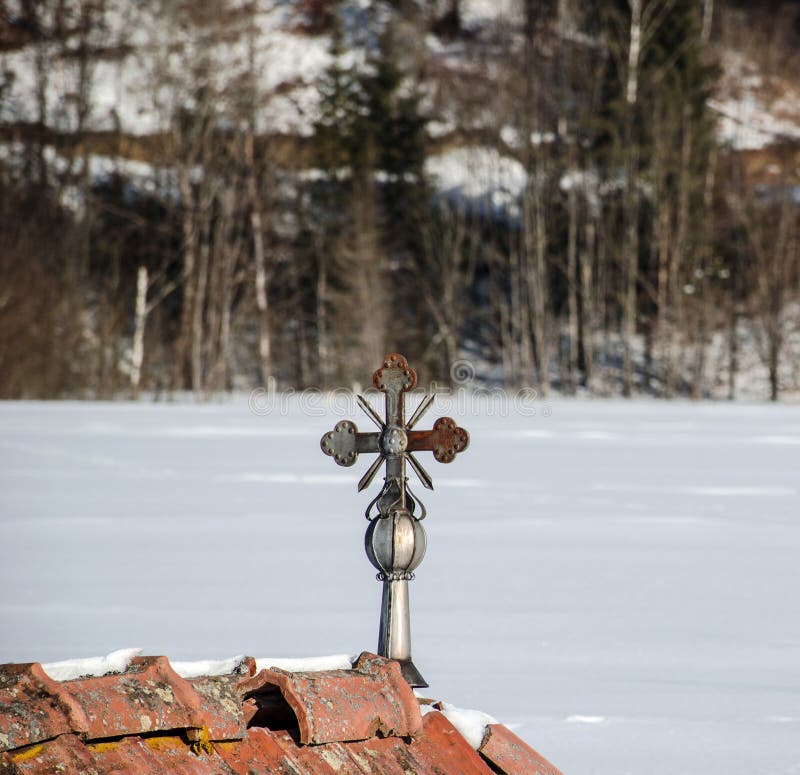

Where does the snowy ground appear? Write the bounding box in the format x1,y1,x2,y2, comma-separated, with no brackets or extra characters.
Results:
1,397,799,775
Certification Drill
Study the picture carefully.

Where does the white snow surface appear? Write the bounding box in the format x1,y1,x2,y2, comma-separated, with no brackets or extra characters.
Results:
710,49,800,150
2,398,800,775
169,652,353,677
0,1,337,138
170,654,249,678
422,702,499,750
41,647,142,681
255,654,354,673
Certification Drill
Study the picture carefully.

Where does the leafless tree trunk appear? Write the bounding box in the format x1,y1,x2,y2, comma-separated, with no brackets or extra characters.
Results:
207,183,239,392
315,231,332,386
565,169,579,392
173,167,196,389
191,184,212,392
729,184,798,402
352,174,386,372
727,302,738,401
690,144,716,400
701,0,714,44
509,238,531,387
522,0,550,394
131,266,148,399
579,194,597,389
246,133,272,386
621,0,642,397
420,203,477,375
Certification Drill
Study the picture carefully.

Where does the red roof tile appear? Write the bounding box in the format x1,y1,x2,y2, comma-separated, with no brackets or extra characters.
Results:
0,651,563,775
89,735,225,775
401,709,495,775
4,731,98,774
213,727,299,774
242,651,422,745
480,722,565,775
187,669,254,742
0,663,88,752
64,656,216,740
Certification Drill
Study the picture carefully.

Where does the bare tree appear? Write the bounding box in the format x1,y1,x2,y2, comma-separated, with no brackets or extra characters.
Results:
419,202,479,372
729,185,799,401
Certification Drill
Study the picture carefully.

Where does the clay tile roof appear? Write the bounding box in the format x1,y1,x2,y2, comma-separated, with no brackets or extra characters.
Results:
0,651,563,775
239,652,422,745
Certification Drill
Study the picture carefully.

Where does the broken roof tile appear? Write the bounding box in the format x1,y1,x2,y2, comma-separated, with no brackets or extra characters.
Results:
188,674,248,742
0,662,88,752
479,722,565,775
64,656,210,740
241,651,422,745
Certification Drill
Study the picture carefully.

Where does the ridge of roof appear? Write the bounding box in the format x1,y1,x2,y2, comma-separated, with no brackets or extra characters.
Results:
0,651,563,775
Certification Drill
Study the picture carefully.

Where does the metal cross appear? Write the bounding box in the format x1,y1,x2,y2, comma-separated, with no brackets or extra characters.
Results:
320,353,469,687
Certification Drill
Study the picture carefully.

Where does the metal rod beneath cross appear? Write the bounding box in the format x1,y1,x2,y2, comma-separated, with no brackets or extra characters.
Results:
320,353,469,687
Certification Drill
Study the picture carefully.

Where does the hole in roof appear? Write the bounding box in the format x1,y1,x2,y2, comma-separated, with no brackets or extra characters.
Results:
245,685,299,735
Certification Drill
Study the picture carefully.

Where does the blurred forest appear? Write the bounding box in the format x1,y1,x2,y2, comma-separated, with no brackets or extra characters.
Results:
1,0,799,400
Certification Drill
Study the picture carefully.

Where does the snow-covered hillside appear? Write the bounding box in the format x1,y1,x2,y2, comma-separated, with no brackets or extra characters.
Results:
711,49,800,151
1,398,798,774
0,0,335,137
4,0,799,199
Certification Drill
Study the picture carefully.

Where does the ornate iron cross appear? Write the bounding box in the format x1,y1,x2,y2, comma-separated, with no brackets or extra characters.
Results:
320,353,469,688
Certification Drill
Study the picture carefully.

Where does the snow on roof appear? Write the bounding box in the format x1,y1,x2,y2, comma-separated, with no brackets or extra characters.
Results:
40,649,357,680
0,650,563,774
421,701,499,750
253,653,355,673
41,647,142,682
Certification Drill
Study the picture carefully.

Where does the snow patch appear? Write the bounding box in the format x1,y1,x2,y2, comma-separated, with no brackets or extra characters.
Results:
170,655,248,678
425,146,526,211
41,647,142,681
460,0,522,28
255,654,354,673
170,654,356,677
436,702,499,750
711,49,800,150
565,714,607,724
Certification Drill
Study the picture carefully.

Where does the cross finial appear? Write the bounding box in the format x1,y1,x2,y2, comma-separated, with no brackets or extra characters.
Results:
320,353,469,687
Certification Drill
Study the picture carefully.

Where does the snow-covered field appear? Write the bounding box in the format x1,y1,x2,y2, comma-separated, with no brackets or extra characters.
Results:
1,397,799,775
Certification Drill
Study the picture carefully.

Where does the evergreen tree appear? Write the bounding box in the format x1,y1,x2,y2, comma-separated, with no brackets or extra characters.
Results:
312,16,429,371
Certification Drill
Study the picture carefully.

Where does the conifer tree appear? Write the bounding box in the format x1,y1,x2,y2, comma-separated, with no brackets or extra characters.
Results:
312,16,428,376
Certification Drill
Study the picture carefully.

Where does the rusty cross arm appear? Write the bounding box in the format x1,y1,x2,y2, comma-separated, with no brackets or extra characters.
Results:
320,419,468,469
320,354,469,495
